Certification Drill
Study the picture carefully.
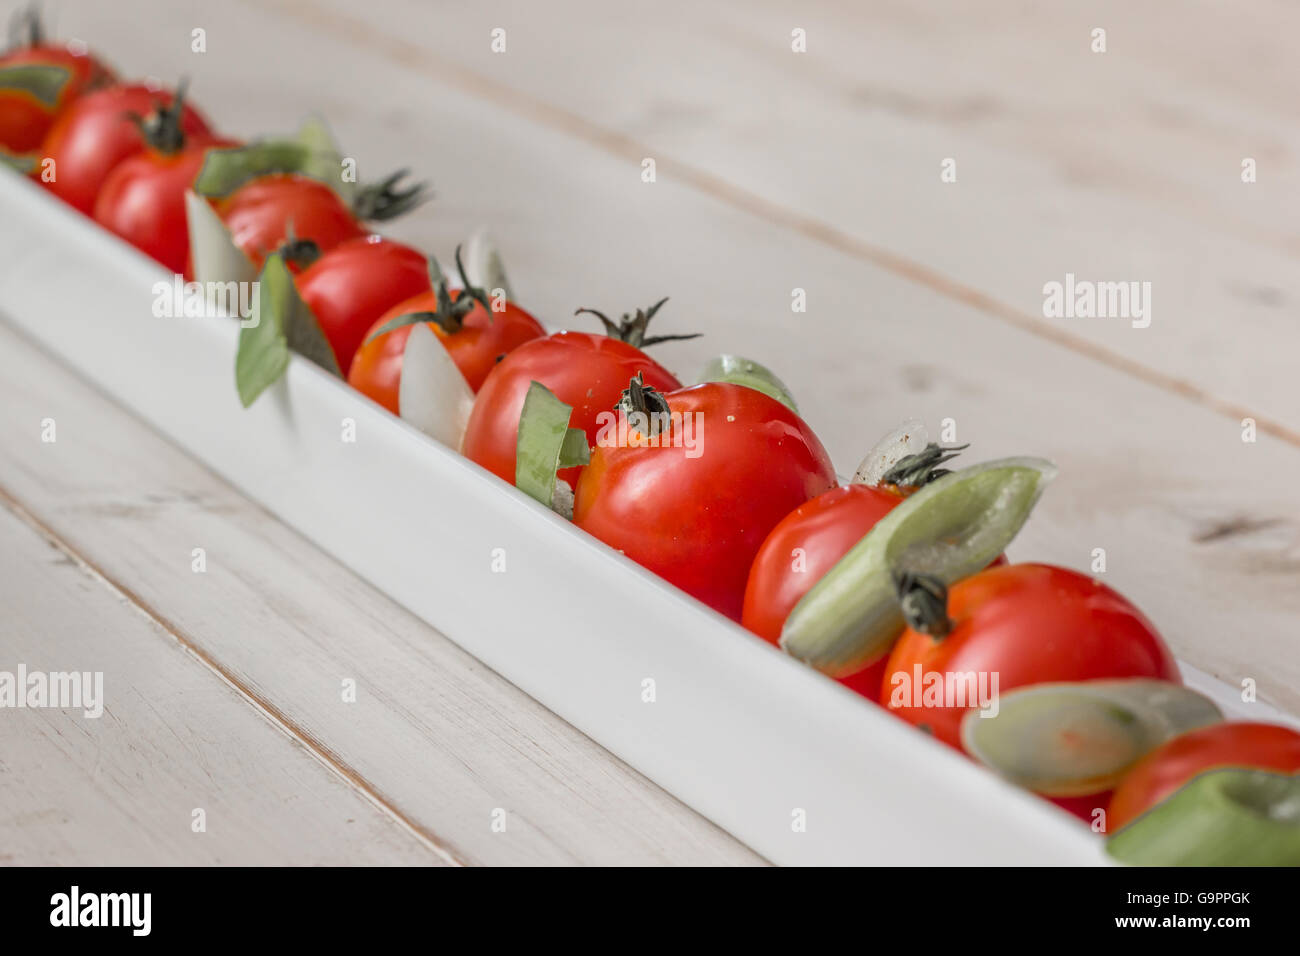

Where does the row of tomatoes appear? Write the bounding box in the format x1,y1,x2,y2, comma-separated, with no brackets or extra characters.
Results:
5,19,1297,857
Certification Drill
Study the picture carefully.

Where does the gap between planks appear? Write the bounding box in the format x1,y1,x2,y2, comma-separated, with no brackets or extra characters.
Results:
253,0,1300,451
0,482,471,868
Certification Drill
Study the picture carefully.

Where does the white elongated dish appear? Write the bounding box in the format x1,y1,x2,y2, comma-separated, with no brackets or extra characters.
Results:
6,171,1288,865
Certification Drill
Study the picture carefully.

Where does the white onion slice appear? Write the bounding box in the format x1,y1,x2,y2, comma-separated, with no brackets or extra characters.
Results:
851,418,929,486
185,189,255,290
460,229,513,301
398,323,475,451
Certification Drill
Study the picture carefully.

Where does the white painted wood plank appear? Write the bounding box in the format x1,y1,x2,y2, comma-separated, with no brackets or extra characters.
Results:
0,321,765,866
253,0,1300,437
0,503,447,866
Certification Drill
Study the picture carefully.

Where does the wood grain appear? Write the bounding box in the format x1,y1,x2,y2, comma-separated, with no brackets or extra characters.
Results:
279,0,1300,438
0,501,451,866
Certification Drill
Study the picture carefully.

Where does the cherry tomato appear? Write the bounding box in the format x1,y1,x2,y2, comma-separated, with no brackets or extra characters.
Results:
882,563,1180,748
464,332,682,486
573,382,837,621
836,658,891,701
295,236,431,375
1049,793,1111,825
742,484,901,695
94,133,238,274
1107,722,1300,832
216,174,365,271
41,83,212,214
350,291,545,411
0,23,113,152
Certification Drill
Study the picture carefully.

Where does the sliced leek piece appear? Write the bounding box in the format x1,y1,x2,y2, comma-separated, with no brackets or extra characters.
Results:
696,354,798,412
961,679,1223,797
1107,768,1300,866
780,457,1055,675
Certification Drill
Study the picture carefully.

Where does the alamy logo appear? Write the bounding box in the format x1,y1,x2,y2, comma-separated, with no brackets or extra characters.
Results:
0,665,103,718
887,665,1001,717
593,410,704,458
1042,273,1151,328
152,275,261,327
50,887,151,936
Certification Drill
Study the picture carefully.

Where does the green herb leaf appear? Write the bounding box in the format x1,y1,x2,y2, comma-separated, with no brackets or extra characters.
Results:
193,118,352,202
780,457,1055,675
0,145,37,175
235,253,339,407
558,427,591,469
194,141,308,199
295,114,342,162
294,115,356,205
515,382,586,512
0,64,70,107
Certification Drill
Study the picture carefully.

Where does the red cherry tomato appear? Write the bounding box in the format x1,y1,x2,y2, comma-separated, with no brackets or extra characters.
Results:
882,563,1180,749
94,135,239,274
1049,792,1112,825
1107,722,1300,832
463,331,682,486
0,39,113,152
742,484,901,695
216,174,365,270
41,84,212,214
573,382,837,621
836,658,890,701
350,292,545,411
743,484,900,640
294,236,431,375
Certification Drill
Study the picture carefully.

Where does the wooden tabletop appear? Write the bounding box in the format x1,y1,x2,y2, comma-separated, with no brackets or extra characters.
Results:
2,0,1297,865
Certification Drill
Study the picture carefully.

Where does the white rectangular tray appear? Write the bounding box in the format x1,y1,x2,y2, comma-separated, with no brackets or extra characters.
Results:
5,170,1277,865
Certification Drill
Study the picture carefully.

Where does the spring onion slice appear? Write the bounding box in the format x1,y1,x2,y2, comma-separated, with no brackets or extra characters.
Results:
780,456,1055,675
960,679,1223,797
1107,768,1300,865
696,355,798,412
